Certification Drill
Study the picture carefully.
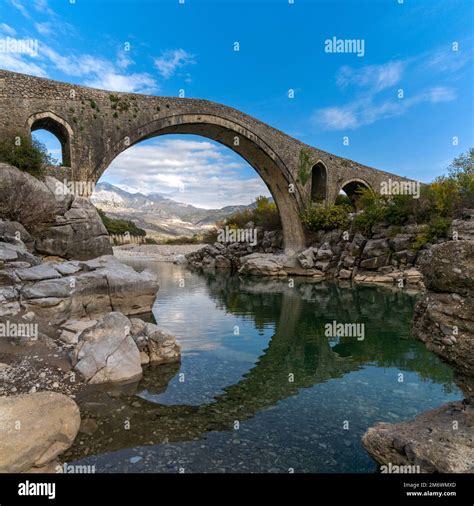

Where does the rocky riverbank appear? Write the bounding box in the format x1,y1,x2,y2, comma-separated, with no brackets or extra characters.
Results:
362,240,474,473
0,164,183,472
0,236,182,471
185,210,474,291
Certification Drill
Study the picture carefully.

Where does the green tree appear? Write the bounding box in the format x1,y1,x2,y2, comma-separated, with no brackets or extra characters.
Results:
0,135,55,178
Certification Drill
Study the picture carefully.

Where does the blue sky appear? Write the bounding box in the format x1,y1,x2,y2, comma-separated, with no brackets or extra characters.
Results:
0,0,472,208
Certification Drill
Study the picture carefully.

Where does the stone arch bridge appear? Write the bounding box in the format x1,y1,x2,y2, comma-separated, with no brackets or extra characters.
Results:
0,70,411,252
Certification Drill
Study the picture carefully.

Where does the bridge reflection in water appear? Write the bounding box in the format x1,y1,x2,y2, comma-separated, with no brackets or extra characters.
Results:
64,266,460,471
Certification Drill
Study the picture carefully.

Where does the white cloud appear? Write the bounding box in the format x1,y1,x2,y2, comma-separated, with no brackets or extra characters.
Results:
425,47,472,74
101,138,270,209
154,48,195,79
32,0,55,16
9,0,30,19
0,51,48,77
35,22,53,36
85,72,157,93
336,60,405,92
314,86,456,130
31,45,159,93
0,23,17,36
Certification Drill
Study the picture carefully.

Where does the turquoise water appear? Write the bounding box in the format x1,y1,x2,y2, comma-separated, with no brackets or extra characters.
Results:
67,261,462,473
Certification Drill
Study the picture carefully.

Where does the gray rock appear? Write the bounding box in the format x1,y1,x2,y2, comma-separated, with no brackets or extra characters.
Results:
389,234,414,252
0,220,34,251
315,242,333,261
71,312,142,384
36,197,112,261
360,254,391,270
418,241,474,295
238,253,288,277
215,255,231,269
16,264,62,282
450,209,474,241
297,248,315,269
361,238,390,259
0,164,111,261
363,402,474,473
0,392,80,473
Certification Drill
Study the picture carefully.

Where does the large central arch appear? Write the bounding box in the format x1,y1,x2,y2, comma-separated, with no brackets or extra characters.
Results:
0,70,417,254
95,113,306,253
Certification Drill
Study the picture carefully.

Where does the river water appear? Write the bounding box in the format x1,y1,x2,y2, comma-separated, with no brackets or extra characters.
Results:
66,261,462,473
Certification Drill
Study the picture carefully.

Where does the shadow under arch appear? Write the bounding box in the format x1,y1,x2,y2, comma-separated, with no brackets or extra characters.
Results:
311,160,328,203
93,113,306,253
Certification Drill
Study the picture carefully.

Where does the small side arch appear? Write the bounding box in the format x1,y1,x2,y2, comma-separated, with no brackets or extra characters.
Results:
27,111,74,167
340,178,372,208
311,161,327,203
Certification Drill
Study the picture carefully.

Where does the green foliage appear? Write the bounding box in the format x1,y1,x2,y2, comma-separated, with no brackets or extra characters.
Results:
301,203,351,231
411,216,451,251
163,236,200,245
96,208,146,236
225,196,281,231
297,148,312,186
353,150,473,237
335,193,352,207
201,228,219,244
0,135,55,178
109,93,130,113
353,189,389,234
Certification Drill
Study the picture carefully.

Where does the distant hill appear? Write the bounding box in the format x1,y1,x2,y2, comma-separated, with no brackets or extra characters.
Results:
91,182,256,239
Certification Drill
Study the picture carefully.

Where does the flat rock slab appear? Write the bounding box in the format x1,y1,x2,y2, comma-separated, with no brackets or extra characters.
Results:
16,264,62,282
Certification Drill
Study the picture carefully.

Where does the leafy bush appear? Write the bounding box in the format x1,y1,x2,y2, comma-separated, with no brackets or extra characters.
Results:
0,135,55,178
353,150,473,236
301,203,351,231
201,228,219,244
225,196,281,231
96,208,146,237
335,194,352,207
411,216,451,251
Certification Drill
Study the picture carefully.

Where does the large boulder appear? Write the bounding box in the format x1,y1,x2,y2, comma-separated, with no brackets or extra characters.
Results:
238,253,288,277
0,391,80,473
71,312,142,384
361,238,390,259
413,291,474,400
363,402,474,473
417,241,474,296
0,164,112,260
36,197,112,261
360,239,391,270
297,247,315,269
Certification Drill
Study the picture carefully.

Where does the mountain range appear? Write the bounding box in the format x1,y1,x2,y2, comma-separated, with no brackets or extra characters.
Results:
90,182,255,239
